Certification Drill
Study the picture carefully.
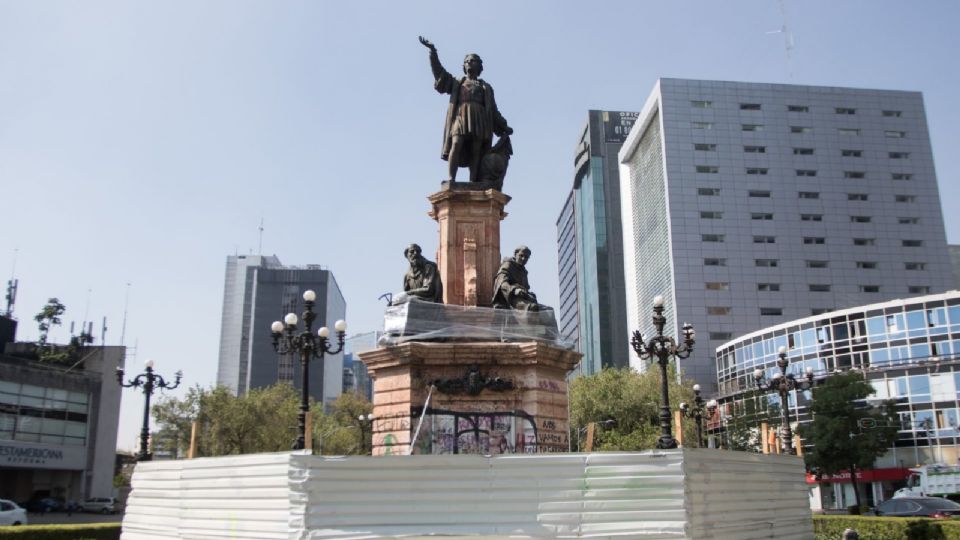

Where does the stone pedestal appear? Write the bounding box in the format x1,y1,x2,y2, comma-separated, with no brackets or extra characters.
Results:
359,341,580,456
427,188,510,307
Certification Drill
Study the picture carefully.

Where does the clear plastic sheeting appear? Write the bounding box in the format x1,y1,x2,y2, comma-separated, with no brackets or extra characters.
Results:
381,300,570,347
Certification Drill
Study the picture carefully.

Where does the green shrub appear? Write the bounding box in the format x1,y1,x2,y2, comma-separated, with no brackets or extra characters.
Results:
0,523,120,540
814,515,960,540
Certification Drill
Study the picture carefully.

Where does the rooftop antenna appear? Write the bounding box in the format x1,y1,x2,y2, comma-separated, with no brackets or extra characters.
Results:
258,217,264,256
5,248,18,317
120,282,131,346
765,0,795,79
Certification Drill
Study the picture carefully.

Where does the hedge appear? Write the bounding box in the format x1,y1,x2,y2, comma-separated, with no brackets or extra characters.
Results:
814,515,960,539
0,523,120,540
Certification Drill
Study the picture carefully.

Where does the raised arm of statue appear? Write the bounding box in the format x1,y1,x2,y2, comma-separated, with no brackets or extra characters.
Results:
419,35,454,94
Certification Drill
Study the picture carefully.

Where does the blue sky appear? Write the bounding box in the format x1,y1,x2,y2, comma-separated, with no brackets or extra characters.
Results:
1,0,958,450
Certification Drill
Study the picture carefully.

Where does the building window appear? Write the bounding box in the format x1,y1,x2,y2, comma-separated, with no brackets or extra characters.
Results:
809,284,831,292
754,235,776,244
895,194,916,203
755,259,779,267
744,145,766,153
806,260,828,268
696,165,719,173
692,121,714,129
803,237,826,245
902,239,923,247
856,261,878,269
707,306,732,315
760,307,783,316
844,171,866,179
889,151,910,159
705,282,730,291
757,283,781,292
841,149,863,158
740,103,762,110
746,168,769,175
700,211,723,219
898,217,919,225
704,258,727,266
850,216,872,223
838,128,861,136
742,124,764,132
793,147,814,155
691,100,712,108
892,173,913,181
790,126,812,134
853,238,876,246
709,332,733,340
848,193,868,201
751,212,774,220
694,143,717,151
702,234,725,242
749,190,771,198
800,213,823,222
883,110,903,117
835,107,857,115
798,191,819,199
908,286,931,294
859,285,880,293
796,169,817,177
788,105,809,112
905,262,926,271
885,130,907,138
698,187,720,196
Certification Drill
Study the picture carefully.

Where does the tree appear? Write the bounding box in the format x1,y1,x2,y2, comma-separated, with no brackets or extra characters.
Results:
569,364,697,451
798,370,899,510
151,383,301,457
314,391,373,455
34,297,66,346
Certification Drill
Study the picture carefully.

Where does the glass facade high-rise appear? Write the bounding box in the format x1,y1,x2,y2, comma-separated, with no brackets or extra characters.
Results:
215,255,346,407
620,79,954,392
557,110,638,376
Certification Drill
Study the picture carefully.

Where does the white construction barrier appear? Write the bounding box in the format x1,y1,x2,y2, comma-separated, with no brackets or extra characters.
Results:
121,449,813,540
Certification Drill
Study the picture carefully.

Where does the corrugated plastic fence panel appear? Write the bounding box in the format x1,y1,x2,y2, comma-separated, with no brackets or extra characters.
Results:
121,449,813,540
685,449,813,540
291,452,688,540
121,451,294,540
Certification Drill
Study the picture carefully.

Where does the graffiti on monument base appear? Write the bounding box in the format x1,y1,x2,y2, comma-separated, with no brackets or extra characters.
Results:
409,406,543,455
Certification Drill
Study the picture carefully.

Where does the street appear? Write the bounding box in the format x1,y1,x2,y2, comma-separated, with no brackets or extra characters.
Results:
24,511,123,525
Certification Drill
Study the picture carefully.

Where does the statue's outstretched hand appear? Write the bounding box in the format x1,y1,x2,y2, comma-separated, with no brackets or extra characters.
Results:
418,36,436,51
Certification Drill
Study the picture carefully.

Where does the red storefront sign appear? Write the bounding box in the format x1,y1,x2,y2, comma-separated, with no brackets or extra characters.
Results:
805,467,911,484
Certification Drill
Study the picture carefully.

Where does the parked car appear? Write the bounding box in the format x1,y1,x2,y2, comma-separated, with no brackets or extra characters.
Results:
0,499,27,526
79,497,117,514
19,497,61,513
872,497,960,518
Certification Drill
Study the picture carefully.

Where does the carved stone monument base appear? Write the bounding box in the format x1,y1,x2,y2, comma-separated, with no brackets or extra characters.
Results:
428,188,510,307
359,340,580,456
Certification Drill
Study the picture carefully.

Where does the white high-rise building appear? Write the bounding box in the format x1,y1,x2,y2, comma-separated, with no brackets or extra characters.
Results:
619,78,954,390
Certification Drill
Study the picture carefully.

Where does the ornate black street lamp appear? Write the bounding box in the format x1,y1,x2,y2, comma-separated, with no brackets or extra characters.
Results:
754,346,815,455
116,359,182,461
630,295,695,449
357,413,374,454
270,289,346,451
679,384,718,448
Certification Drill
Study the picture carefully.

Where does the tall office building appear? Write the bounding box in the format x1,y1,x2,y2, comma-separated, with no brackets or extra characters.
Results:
619,78,954,391
215,255,346,406
557,110,638,376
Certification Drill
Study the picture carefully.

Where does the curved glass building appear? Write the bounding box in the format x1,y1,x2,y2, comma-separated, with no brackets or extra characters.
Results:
714,290,960,510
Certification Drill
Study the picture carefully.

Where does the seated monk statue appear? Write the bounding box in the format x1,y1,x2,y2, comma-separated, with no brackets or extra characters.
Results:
492,245,541,311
